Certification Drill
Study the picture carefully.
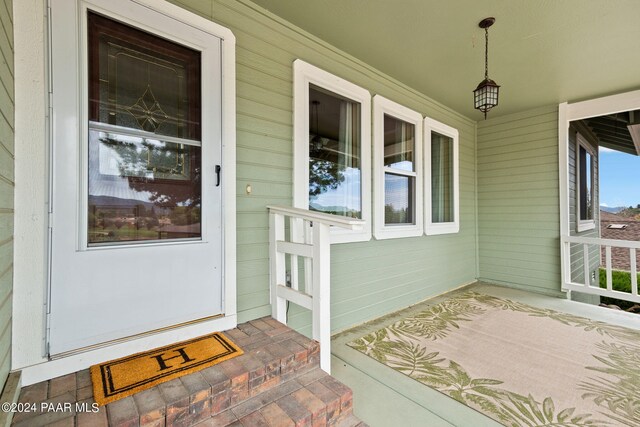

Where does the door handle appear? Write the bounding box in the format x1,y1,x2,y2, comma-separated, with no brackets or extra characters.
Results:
215,165,221,187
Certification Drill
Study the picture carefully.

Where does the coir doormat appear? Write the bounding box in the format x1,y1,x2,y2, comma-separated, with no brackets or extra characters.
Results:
91,332,243,406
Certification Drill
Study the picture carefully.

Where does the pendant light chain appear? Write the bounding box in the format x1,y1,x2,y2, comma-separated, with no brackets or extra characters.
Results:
484,27,489,80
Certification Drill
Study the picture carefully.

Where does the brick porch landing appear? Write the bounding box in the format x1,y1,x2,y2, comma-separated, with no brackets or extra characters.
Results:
13,317,366,427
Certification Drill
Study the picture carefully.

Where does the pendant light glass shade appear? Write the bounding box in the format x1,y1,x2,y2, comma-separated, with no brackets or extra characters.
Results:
473,78,500,114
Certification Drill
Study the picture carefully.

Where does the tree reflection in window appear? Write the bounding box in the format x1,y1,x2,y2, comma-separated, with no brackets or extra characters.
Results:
88,131,201,244
308,86,362,218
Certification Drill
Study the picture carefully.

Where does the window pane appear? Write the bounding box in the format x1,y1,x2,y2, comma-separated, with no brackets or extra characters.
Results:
308,86,362,218
88,130,201,244
579,146,593,221
384,173,414,224
88,12,201,140
87,12,202,246
383,114,414,171
431,132,454,223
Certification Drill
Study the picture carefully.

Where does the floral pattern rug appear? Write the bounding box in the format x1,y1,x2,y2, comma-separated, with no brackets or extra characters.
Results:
348,292,640,426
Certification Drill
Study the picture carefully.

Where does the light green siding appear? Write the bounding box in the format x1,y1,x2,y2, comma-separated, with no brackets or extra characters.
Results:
477,106,562,295
0,0,12,391
170,0,478,333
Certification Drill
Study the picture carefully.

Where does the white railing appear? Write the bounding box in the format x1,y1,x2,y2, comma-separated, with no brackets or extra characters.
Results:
562,235,640,303
267,205,364,373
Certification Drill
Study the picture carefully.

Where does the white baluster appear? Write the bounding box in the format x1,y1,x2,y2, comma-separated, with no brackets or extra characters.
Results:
269,212,286,322
312,222,331,374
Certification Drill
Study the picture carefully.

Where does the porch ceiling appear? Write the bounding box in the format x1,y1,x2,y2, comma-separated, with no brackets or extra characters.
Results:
250,0,640,120
582,110,640,156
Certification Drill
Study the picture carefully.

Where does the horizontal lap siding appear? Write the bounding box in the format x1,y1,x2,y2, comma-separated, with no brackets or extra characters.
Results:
171,0,477,333
477,106,561,295
0,0,12,391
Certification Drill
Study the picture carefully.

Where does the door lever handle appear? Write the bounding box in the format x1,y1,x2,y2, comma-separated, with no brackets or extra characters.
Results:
215,165,221,187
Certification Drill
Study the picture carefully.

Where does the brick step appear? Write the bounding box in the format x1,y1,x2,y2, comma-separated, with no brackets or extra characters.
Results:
13,317,365,426
334,414,368,427
197,368,366,427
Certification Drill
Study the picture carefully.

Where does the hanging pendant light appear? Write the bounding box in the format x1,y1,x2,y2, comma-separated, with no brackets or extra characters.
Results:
473,17,500,119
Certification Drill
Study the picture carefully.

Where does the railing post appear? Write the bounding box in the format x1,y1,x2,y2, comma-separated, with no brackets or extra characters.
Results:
583,243,590,287
304,221,313,295
631,248,638,297
312,222,331,374
605,246,612,291
269,212,286,322
563,240,572,299
268,205,364,375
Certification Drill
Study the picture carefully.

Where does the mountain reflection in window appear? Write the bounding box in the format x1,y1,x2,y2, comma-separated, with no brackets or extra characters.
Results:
88,131,201,244
308,86,361,218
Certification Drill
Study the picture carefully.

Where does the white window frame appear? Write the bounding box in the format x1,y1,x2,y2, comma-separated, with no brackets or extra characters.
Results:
424,117,460,235
372,95,423,239
293,59,371,243
576,133,596,232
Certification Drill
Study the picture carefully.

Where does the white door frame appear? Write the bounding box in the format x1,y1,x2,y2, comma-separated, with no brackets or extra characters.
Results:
558,89,640,292
13,0,237,386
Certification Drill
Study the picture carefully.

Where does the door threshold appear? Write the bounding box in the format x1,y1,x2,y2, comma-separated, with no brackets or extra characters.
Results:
49,313,225,360
21,314,237,386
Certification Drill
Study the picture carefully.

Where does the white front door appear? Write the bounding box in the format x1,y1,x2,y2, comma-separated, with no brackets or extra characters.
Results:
48,0,224,355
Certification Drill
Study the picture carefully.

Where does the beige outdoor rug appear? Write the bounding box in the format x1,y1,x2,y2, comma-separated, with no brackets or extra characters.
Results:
348,291,640,426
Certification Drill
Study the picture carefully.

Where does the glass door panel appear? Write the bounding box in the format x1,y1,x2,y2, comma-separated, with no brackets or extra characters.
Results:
87,12,203,245
88,129,201,244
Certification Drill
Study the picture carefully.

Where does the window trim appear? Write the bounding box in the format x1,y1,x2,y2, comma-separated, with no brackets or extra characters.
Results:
293,59,371,243
576,133,596,232
372,95,423,239
424,117,460,235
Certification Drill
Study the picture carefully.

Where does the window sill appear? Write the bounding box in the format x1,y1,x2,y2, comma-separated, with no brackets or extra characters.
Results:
577,220,596,233
426,223,460,235
330,228,372,244
374,225,423,240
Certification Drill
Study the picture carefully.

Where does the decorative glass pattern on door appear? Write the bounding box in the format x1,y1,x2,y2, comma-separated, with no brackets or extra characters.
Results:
87,12,202,245
308,85,362,219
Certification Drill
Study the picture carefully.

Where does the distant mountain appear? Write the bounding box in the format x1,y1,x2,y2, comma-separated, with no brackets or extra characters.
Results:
600,205,625,214
88,195,171,215
618,206,640,220
309,202,360,217
89,195,156,209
